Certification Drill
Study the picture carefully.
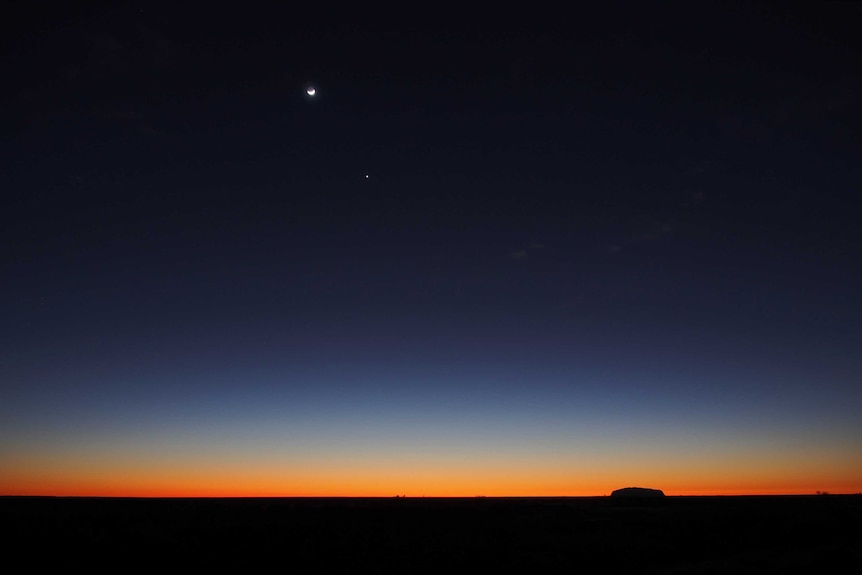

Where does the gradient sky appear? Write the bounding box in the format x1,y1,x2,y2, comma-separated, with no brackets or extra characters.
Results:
2,2,861,496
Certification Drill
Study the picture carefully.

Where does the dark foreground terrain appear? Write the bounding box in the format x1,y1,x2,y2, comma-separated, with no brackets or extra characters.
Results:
2,495,860,572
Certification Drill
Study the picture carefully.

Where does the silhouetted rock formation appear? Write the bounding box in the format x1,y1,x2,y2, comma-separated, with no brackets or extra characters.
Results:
611,487,665,498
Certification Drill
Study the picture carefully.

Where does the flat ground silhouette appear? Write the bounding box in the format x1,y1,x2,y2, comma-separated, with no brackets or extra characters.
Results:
2,495,860,572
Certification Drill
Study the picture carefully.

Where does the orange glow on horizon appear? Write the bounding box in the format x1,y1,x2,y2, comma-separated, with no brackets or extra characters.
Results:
4,444,860,498
3,466,859,498
4,485,861,498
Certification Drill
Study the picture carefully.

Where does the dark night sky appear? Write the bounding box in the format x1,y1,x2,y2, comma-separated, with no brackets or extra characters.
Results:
2,2,861,495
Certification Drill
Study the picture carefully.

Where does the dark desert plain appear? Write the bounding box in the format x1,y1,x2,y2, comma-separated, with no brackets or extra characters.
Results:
2,0,862,571
2,494,862,572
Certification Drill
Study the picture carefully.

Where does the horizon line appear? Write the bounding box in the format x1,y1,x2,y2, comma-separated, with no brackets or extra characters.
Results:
4,492,860,499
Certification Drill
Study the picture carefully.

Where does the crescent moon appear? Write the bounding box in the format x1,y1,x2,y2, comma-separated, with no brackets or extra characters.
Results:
306,87,316,96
